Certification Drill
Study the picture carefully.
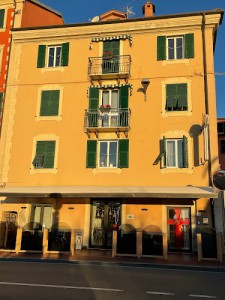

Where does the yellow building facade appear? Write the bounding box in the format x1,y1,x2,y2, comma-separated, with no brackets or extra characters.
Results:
0,4,223,257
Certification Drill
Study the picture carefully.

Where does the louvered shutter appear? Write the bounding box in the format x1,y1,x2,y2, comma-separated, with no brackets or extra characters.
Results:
89,88,99,127
61,42,69,66
119,86,129,126
86,140,97,168
37,45,46,68
118,139,129,168
185,34,194,59
157,36,166,61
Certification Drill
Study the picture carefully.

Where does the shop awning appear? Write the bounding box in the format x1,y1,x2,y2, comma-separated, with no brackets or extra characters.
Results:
0,186,217,199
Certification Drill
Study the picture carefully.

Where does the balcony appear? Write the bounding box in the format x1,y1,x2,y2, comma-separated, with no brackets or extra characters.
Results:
84,108,130,136
88,55,131,80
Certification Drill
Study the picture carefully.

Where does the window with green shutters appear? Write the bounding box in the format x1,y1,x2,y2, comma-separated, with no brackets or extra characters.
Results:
88,86,129,128
166,83,187,111
157,34,194,61
37,42,69,68
40,90,60,116
32,141,56,169
86,139,129,169
102,40,120,74
0,10,5,28
153,136,188,168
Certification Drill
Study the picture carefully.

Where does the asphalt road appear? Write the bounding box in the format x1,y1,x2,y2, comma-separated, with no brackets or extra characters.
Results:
0,260,224,300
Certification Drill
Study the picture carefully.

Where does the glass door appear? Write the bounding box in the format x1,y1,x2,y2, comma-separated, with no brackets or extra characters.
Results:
90,200,121,249
167,207,191,252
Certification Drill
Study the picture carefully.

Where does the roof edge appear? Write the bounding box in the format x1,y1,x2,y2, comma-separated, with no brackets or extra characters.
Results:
28,0,63,18
11,8,224,32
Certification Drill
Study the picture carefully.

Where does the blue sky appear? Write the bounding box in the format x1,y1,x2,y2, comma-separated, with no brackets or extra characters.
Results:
41,0,225,117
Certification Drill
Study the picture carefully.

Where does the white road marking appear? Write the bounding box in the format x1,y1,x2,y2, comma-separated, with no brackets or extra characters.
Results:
146,291,175,296
189,295,216,299
0,281,123,292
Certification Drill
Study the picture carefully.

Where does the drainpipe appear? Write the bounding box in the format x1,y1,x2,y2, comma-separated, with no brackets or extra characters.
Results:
201,13,216,230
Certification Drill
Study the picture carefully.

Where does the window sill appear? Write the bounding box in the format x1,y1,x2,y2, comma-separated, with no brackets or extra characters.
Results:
41,67,65,73
35,116,62,121
161,168,193,175
161,110,192,118
93,168,122,174
30,168,57,174
162,59,190,66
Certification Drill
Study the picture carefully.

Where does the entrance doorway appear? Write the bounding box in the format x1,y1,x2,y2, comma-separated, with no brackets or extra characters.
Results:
90,200,121,249
167,207,191,252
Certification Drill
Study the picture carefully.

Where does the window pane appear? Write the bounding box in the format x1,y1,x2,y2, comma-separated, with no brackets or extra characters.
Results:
55,46,62,66
176,37,183,59
109,142,117,167
168,39,174,60
178,139,184,167
48,48,55,67
33,206,41,224
43,207,52,229
102,91,109,105
167,141,175,167
99,142,107,167
111,91,119,109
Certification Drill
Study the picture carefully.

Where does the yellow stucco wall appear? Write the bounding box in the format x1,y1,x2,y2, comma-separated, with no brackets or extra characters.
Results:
0,13,221,189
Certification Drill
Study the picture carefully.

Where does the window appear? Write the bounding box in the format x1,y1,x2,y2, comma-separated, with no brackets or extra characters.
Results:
0,10,5,28
157,34,194,61
102,40,120,74
31,205,52,230
153,136,188,168
99,141,118,168
167,36,184,60
218,122,225,135
166,84,187,111
48,45,62,67
32,141,56,169
166,139,184,168
220,140,225,154
37,42,69,68
40,90,59,116
88,86,129,127
86,139,129,168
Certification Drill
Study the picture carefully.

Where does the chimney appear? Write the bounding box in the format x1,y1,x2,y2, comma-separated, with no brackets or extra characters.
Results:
142,1,155,18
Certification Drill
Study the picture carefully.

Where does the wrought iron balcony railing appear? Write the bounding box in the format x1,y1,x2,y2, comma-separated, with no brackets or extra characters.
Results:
88,55,131,77
84,108,130,129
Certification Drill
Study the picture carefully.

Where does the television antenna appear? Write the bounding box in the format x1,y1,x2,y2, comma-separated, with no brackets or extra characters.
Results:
121,0,137,18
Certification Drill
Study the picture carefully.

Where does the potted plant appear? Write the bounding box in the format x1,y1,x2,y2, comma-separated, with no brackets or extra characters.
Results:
99,104,111,113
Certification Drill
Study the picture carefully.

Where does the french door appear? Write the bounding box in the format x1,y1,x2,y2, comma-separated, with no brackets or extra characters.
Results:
167,207,191,252
90,200,121,249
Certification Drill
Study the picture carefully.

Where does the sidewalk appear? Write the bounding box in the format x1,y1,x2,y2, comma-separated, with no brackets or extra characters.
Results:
0,250,224,272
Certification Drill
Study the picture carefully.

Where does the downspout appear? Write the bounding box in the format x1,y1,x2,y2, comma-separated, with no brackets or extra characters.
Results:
201,13,215,229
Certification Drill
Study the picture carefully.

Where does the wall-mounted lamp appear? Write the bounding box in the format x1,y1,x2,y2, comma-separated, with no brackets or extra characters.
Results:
141,78,150,101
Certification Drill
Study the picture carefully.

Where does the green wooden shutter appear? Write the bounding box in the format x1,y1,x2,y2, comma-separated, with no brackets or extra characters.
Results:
119,86,129,126
0,10,5,28
177,84,187,109
183,136,188,168
118,139,129,168
157,36,166,61
36,141,55,168
43,141,56,168
153,138,166,166
166,84,177,110
37,45,46,68
89,87,99,127
86,140,97,168
40,90,59,116
61,42,69,66
185,33,194,58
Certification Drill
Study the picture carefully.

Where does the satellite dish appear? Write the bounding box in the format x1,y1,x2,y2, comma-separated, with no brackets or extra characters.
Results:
91,16,100,22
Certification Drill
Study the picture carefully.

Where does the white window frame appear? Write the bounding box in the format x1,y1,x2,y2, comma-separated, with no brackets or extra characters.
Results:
165,138,184,168
31,205,52,230
98,140,118,168
167,36,184,60
100,89,119,127
47,45,62,68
